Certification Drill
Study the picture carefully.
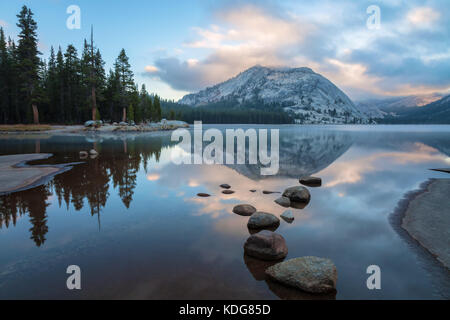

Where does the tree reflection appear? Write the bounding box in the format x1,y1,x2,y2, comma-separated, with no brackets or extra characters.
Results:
0,135,167,246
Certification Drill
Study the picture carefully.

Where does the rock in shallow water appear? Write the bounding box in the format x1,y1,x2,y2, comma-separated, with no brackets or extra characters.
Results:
233,204,257,216
281,210,294,223
266,257,337,294
79,151,88,159
300,176,322,187
248,212,280,230
220,184,231,189
263,190,280,194
244,230,288,261
197,193,211,197
222,190,235,195
275,196,291,208
282,186,311,203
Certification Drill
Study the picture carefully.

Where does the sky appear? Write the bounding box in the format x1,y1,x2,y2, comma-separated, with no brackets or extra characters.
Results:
0,0,449,101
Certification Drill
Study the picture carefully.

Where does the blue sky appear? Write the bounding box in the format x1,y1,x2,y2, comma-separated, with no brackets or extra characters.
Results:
1,0,449,100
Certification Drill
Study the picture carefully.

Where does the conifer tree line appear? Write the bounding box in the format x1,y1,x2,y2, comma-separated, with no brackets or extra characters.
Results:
0,5,162,125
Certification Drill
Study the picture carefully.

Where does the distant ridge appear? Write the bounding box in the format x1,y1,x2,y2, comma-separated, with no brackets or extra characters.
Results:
381,95,450,124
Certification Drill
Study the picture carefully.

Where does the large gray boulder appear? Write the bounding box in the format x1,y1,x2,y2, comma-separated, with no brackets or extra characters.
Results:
244,230,288,261
233,204,257,216
248,212,280,230
84,120,95,127
266,257,337,293
282,186,311,203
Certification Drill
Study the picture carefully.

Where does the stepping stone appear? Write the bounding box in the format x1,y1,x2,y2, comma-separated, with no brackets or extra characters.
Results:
300,176,322,187
244,230,288,261
281,210,294,223
263,191,280,195
233,204,257,216
222,190,235,195
197,193,211,197
282,186,311,203
248,212,280,230
220,184,231,189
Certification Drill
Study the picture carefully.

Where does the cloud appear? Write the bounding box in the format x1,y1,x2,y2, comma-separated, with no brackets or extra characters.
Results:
144,65,159,73
407,7,440,28
0,20,7,27
144,1,450,99
144,5,314,92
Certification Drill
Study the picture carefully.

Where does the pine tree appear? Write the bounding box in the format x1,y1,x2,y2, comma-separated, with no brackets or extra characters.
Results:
16,6,41,123
128,104,134,122
45,46,59,121
114,49,134,122
55,47,65,122
0,28,9,123
153,94,162,121
64,44,81,123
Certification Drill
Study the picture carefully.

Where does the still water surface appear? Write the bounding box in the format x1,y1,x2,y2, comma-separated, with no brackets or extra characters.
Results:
0,125,449,299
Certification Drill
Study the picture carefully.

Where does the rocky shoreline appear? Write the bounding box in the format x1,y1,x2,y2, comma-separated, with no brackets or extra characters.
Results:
0,120,190,136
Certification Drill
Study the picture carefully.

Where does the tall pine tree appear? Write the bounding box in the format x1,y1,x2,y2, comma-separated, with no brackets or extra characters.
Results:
16,5,41,124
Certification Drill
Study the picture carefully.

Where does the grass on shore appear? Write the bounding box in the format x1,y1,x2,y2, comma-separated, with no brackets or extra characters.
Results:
0,124,53,132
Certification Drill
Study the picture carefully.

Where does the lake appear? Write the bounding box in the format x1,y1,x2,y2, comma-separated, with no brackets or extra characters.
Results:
0,125,449,299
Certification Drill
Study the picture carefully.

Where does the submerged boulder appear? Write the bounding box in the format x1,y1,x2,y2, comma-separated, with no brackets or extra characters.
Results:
233,204,257,216
282,186,311,203
248,212,280,230
266,257,337,294
244,230,288,261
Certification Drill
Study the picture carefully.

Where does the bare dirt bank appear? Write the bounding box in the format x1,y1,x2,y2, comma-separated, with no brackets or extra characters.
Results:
0,154,79,195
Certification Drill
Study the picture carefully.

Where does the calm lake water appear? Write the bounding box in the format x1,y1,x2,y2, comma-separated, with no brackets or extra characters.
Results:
0,125,449,300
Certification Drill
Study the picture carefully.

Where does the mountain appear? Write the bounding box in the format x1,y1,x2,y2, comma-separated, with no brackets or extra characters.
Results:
179,66,367,124
355,93,444,119
381,95,450,124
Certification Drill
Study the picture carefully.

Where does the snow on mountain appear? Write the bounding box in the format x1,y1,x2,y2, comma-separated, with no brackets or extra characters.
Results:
179,65,367,124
